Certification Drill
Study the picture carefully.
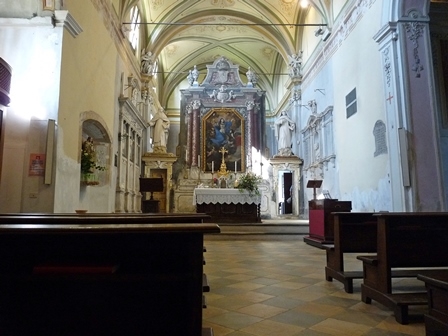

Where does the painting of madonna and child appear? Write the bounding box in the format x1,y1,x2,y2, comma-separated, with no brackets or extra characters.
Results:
202,109,245,174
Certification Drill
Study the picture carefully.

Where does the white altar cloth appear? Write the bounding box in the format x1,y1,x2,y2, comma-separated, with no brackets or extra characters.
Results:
193,188,261,205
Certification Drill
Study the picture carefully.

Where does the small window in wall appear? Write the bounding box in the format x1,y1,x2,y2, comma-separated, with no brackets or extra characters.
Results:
128,6,140,50
346,88,357,118
373,120,388,157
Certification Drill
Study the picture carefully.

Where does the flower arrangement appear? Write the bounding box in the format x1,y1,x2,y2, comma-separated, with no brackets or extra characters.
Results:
81,137,105,185
81,149,105,174
236,171,262,196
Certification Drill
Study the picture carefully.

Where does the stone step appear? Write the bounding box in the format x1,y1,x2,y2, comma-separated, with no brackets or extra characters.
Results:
214,219,309,235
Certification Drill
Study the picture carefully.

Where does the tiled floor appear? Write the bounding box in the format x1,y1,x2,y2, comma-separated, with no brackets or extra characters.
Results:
202,234,426,336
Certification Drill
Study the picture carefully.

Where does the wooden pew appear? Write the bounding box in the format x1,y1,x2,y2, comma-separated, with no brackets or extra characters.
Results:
325,212,376,293
0,222,220,336
0,212,211,224
357,212,448,324
417,273,448,336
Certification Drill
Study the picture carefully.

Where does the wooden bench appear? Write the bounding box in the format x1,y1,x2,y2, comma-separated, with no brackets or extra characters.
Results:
325,212,376,293
0,213,214,305
356,212,448,324
0,212,211,224
417,272,448,336
0,219,219,335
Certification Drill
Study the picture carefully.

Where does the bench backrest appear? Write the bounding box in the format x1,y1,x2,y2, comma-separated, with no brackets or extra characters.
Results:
333,212,377,253
0,213,211,224
375,213,448,268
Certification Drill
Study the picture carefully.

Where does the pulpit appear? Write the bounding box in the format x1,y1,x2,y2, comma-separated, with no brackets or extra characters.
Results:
194,188,261,223
304,199,352,246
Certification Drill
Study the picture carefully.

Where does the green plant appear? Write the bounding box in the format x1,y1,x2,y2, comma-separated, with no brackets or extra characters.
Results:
236,171,262,196
81,140,105,175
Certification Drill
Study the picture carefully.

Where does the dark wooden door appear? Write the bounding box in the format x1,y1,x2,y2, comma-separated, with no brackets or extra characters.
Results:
284,172,292,214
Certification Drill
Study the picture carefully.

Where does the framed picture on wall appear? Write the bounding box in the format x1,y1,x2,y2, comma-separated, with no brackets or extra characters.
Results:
202,108,245,173
43,0,54,10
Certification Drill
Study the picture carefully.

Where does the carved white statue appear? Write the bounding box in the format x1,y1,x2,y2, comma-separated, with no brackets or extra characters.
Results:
141,50,154,75
287,52,303,77
149,107,170,148
274,110,295,154
192,65,199,82
187,70,194,86
246,66,257,87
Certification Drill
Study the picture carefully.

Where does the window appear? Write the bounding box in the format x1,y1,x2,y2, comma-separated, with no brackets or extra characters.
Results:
128,6,140,50
346,88,357,118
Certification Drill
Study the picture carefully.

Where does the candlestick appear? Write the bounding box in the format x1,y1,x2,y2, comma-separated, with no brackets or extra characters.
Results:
212,161,214,174
198,155,200,166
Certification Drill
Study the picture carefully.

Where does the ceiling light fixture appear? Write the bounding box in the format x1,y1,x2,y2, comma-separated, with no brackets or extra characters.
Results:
300,0,309,8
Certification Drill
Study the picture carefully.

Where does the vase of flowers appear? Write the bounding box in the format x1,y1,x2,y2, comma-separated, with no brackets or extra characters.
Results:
81,137,105,185
236,171,262,196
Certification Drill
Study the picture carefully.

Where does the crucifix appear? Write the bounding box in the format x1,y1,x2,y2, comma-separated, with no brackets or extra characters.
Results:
217,146,230,177
386,92,394,105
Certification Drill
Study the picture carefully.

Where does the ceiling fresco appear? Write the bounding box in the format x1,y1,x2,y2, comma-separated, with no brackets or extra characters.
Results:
126,0,333,112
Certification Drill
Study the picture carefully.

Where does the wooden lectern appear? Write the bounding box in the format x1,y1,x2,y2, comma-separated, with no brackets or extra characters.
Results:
304,180,352,247
140,177,164,213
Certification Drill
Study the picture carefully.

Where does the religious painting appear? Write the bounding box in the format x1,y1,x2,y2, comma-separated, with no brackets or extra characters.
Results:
202,108,245,174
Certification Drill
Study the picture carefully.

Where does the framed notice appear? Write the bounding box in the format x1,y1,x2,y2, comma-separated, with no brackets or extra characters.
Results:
29,154,45,176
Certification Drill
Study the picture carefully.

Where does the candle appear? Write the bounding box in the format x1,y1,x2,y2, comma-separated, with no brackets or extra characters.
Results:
234,161,237,173
212,161,214,174
198,155,200,165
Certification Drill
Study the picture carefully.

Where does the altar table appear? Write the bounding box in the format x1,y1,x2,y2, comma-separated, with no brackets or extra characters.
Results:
194,188,261,223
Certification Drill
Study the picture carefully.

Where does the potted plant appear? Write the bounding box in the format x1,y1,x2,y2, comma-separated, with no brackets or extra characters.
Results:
235,171,262,196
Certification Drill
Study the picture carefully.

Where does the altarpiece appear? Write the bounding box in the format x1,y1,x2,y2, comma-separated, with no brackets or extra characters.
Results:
173,57,266,215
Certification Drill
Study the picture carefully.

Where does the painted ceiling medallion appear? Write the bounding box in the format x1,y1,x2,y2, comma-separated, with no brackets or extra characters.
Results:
280,0,294,11
211,0,235,7
150,0,164,10
165,44,177,56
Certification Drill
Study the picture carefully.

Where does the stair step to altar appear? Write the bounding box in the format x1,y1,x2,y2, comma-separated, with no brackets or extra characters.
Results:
213,219,309,235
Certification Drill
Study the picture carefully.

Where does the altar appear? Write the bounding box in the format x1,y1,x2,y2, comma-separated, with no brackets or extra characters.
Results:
194,188,261,223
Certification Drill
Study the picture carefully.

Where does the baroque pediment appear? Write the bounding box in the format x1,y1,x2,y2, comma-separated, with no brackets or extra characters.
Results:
201,56,245,89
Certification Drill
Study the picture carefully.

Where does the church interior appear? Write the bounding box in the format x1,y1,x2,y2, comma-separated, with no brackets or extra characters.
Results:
0,0,448,335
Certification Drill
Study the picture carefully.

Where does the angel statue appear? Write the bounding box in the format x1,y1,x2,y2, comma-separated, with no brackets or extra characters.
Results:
287,52,303,78
141,50,154,75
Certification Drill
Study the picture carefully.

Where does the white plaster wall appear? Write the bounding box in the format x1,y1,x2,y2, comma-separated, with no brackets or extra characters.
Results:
0,16,61,212
54,1,119,213
300,0,391,212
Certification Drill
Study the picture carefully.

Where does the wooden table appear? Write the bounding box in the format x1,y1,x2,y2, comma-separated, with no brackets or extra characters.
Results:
0,222,220,336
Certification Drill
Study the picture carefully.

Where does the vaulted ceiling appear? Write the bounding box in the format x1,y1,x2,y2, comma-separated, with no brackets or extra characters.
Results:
130,0,332,113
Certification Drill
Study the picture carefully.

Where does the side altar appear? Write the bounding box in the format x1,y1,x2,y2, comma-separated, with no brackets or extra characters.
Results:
194,188,261,223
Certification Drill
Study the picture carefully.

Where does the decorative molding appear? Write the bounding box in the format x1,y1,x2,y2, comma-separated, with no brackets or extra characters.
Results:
404,21,425,78
54,10,83,37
